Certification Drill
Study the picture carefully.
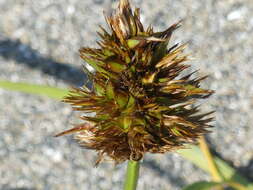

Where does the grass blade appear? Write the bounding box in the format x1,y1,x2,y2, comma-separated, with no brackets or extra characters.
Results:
177,146,252,188
0,80,68,99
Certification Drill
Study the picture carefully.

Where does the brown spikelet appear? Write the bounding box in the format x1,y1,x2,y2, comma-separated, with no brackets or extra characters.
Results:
56,0,214,165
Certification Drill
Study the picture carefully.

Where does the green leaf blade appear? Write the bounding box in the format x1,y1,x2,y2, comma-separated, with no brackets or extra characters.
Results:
0,80,68,99
182,181,221,190
177,145,252,188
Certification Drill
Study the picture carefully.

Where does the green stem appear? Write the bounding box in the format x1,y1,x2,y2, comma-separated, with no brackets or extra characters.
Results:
124,160,140,190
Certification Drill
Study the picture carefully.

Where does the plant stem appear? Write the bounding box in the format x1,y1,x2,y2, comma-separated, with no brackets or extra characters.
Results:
124,160,140,190
198,136,223,182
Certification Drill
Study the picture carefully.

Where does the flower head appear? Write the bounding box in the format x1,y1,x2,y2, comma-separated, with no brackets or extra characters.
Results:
56,0,214,165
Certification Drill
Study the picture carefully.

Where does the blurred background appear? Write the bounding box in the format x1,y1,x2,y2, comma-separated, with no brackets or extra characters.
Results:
0,0,252,189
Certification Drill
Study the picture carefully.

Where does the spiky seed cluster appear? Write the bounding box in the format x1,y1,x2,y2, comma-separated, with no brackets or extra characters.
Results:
56,0,214,165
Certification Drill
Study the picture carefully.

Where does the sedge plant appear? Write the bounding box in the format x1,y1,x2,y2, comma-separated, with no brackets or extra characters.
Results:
55,0,214,189
1,1,253,189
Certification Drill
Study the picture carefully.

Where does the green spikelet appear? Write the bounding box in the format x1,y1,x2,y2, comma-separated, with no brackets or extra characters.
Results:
56,0,214,165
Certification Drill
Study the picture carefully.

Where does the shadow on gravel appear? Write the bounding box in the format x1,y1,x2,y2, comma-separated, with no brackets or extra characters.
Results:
0,37,88,87
238,158,253,181
143,159,186,188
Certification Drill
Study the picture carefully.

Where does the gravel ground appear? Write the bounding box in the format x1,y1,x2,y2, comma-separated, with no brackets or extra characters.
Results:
0,0,253,189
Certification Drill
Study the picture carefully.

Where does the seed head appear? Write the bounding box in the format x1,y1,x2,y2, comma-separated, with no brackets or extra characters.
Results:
56,0,214,165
